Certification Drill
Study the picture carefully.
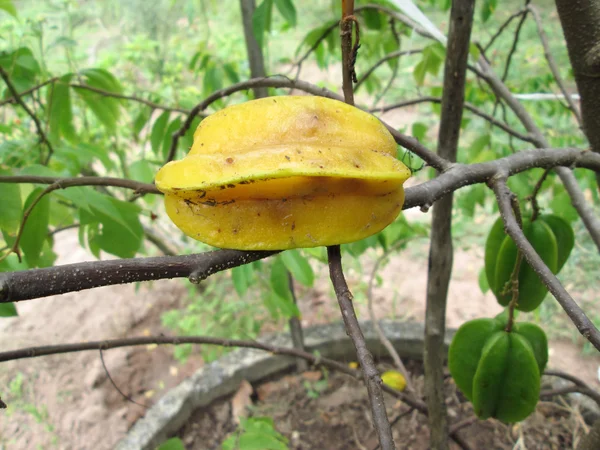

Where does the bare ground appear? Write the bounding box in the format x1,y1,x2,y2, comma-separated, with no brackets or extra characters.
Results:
1,218,599,449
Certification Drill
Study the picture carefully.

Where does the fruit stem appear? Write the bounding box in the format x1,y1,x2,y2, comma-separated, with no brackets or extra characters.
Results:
505,194,524,332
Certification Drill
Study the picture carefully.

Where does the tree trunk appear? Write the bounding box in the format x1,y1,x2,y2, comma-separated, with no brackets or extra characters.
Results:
239,0,269,99
424,1,475,449
555,0,600,186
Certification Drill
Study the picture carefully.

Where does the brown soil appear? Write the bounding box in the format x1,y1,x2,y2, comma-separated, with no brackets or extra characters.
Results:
177,361,579,450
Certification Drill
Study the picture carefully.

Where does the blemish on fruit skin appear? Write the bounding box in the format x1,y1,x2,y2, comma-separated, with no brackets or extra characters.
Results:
285,155,291,161
226,157,234,164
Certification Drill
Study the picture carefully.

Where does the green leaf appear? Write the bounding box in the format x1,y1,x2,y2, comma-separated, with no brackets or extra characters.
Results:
74,68,123,132
181,116,201,151
223,63,240,84
363,9,383,29
281,249,314,287
47,75,77,143
413,43,445,86
274,0,296,26
270,257,292,302
232,264,253,297
550,188,578,223
411,122,428,141
129,160,155,184
132,108,152,140
0,171,21,234
0,303,17,317
156,437,185,450
89,196,143,258
20,188,50,267
0,0,18,18
150,111,170,156
252,0,274,50
481,0,497,22
202,65,222,96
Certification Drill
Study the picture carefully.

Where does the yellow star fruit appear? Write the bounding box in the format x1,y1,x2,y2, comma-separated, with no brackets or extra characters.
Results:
155,95,411,250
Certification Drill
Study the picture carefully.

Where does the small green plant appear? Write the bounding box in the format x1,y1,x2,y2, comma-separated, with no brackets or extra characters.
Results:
161,273,265,363
221,417,289,450
303,368,330,399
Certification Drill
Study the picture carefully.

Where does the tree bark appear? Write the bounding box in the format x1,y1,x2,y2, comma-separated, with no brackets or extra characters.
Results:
239,0,269,99
555,0,600,186
424,1,475,449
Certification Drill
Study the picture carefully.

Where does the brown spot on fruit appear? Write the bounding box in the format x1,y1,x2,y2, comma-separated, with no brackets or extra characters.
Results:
226,157,234,164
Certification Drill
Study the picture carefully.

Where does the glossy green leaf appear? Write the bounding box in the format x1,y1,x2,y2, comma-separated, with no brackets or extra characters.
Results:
20,188,50,267
89,197,143,258
281,249,314,287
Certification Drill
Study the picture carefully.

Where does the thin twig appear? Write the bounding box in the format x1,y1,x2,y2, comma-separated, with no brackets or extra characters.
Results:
367,239,417,393
287,272,308,372
70,83,192,114
490,176,600,351
528,168,552,222
0,332,426,411
0,176,160,262
500,10,529,82
0,77,58,107
355,49,422,90
504,194,524,332
328,246,395,450
100,349,148,408
371,96,535,143
0,66,54,164
335,3,393,447
483,9,527,53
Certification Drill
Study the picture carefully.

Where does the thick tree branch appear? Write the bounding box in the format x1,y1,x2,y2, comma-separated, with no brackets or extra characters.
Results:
0,249,276,302
424,2,474,449
555,0,600,155
473,58,600,253
491,177,600,352
1,148,599,302
0,66,54,164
